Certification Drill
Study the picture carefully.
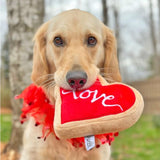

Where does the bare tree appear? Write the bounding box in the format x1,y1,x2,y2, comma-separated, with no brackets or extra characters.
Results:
149,0,160,75
113,0,121,59
158,0,160,39
5,0,44,154
102,0,109,25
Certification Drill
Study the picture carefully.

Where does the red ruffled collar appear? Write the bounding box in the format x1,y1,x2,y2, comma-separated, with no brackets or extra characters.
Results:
16,84,118,148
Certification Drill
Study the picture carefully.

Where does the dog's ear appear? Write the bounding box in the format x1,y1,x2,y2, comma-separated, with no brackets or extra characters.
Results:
102,25,121,82
31,21,50,86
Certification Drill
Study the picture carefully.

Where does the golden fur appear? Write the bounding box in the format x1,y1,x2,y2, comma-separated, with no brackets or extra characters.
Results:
20,9,121,160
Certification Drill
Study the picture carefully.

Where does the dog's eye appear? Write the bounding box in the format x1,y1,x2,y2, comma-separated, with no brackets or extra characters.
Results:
87,36,97,46
54,37,64,47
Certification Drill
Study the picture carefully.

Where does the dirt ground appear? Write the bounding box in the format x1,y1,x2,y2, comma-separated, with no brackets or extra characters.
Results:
0,142,6,153
0,108,12,114
1,149,19,160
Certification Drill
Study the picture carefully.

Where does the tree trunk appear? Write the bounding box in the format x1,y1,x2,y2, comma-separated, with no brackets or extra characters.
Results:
113,0,121,60
149,0,160,75
158,0,160,40
5,0,44,153
102,0,108,25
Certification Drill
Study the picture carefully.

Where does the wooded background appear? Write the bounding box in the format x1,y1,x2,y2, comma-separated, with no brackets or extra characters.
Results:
1,0,160,159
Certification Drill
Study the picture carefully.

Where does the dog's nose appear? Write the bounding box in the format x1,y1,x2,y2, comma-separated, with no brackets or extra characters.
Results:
66,71,87,90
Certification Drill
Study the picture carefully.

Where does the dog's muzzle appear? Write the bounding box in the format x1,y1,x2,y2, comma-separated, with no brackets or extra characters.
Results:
66,71,87,90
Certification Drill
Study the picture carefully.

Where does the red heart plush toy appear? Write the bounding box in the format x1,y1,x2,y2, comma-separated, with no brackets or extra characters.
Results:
54,75,144,139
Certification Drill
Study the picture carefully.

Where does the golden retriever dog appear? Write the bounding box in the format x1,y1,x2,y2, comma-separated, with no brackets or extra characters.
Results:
20,9,121,160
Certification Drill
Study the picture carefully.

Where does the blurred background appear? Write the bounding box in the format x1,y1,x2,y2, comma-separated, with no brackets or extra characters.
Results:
0,0,160,159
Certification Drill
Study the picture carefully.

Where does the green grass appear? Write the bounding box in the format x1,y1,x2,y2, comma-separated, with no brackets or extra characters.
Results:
0,114,12,142
0,114,160,160
112,115,160,160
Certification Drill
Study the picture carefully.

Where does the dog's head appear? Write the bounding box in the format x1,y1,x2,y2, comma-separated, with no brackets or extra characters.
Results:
32,9,121,91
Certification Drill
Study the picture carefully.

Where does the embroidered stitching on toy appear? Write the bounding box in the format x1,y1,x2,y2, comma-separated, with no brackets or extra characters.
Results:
61,89,123,111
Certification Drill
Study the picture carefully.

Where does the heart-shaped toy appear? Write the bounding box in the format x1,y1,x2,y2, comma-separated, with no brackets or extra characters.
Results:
54,75,144,139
